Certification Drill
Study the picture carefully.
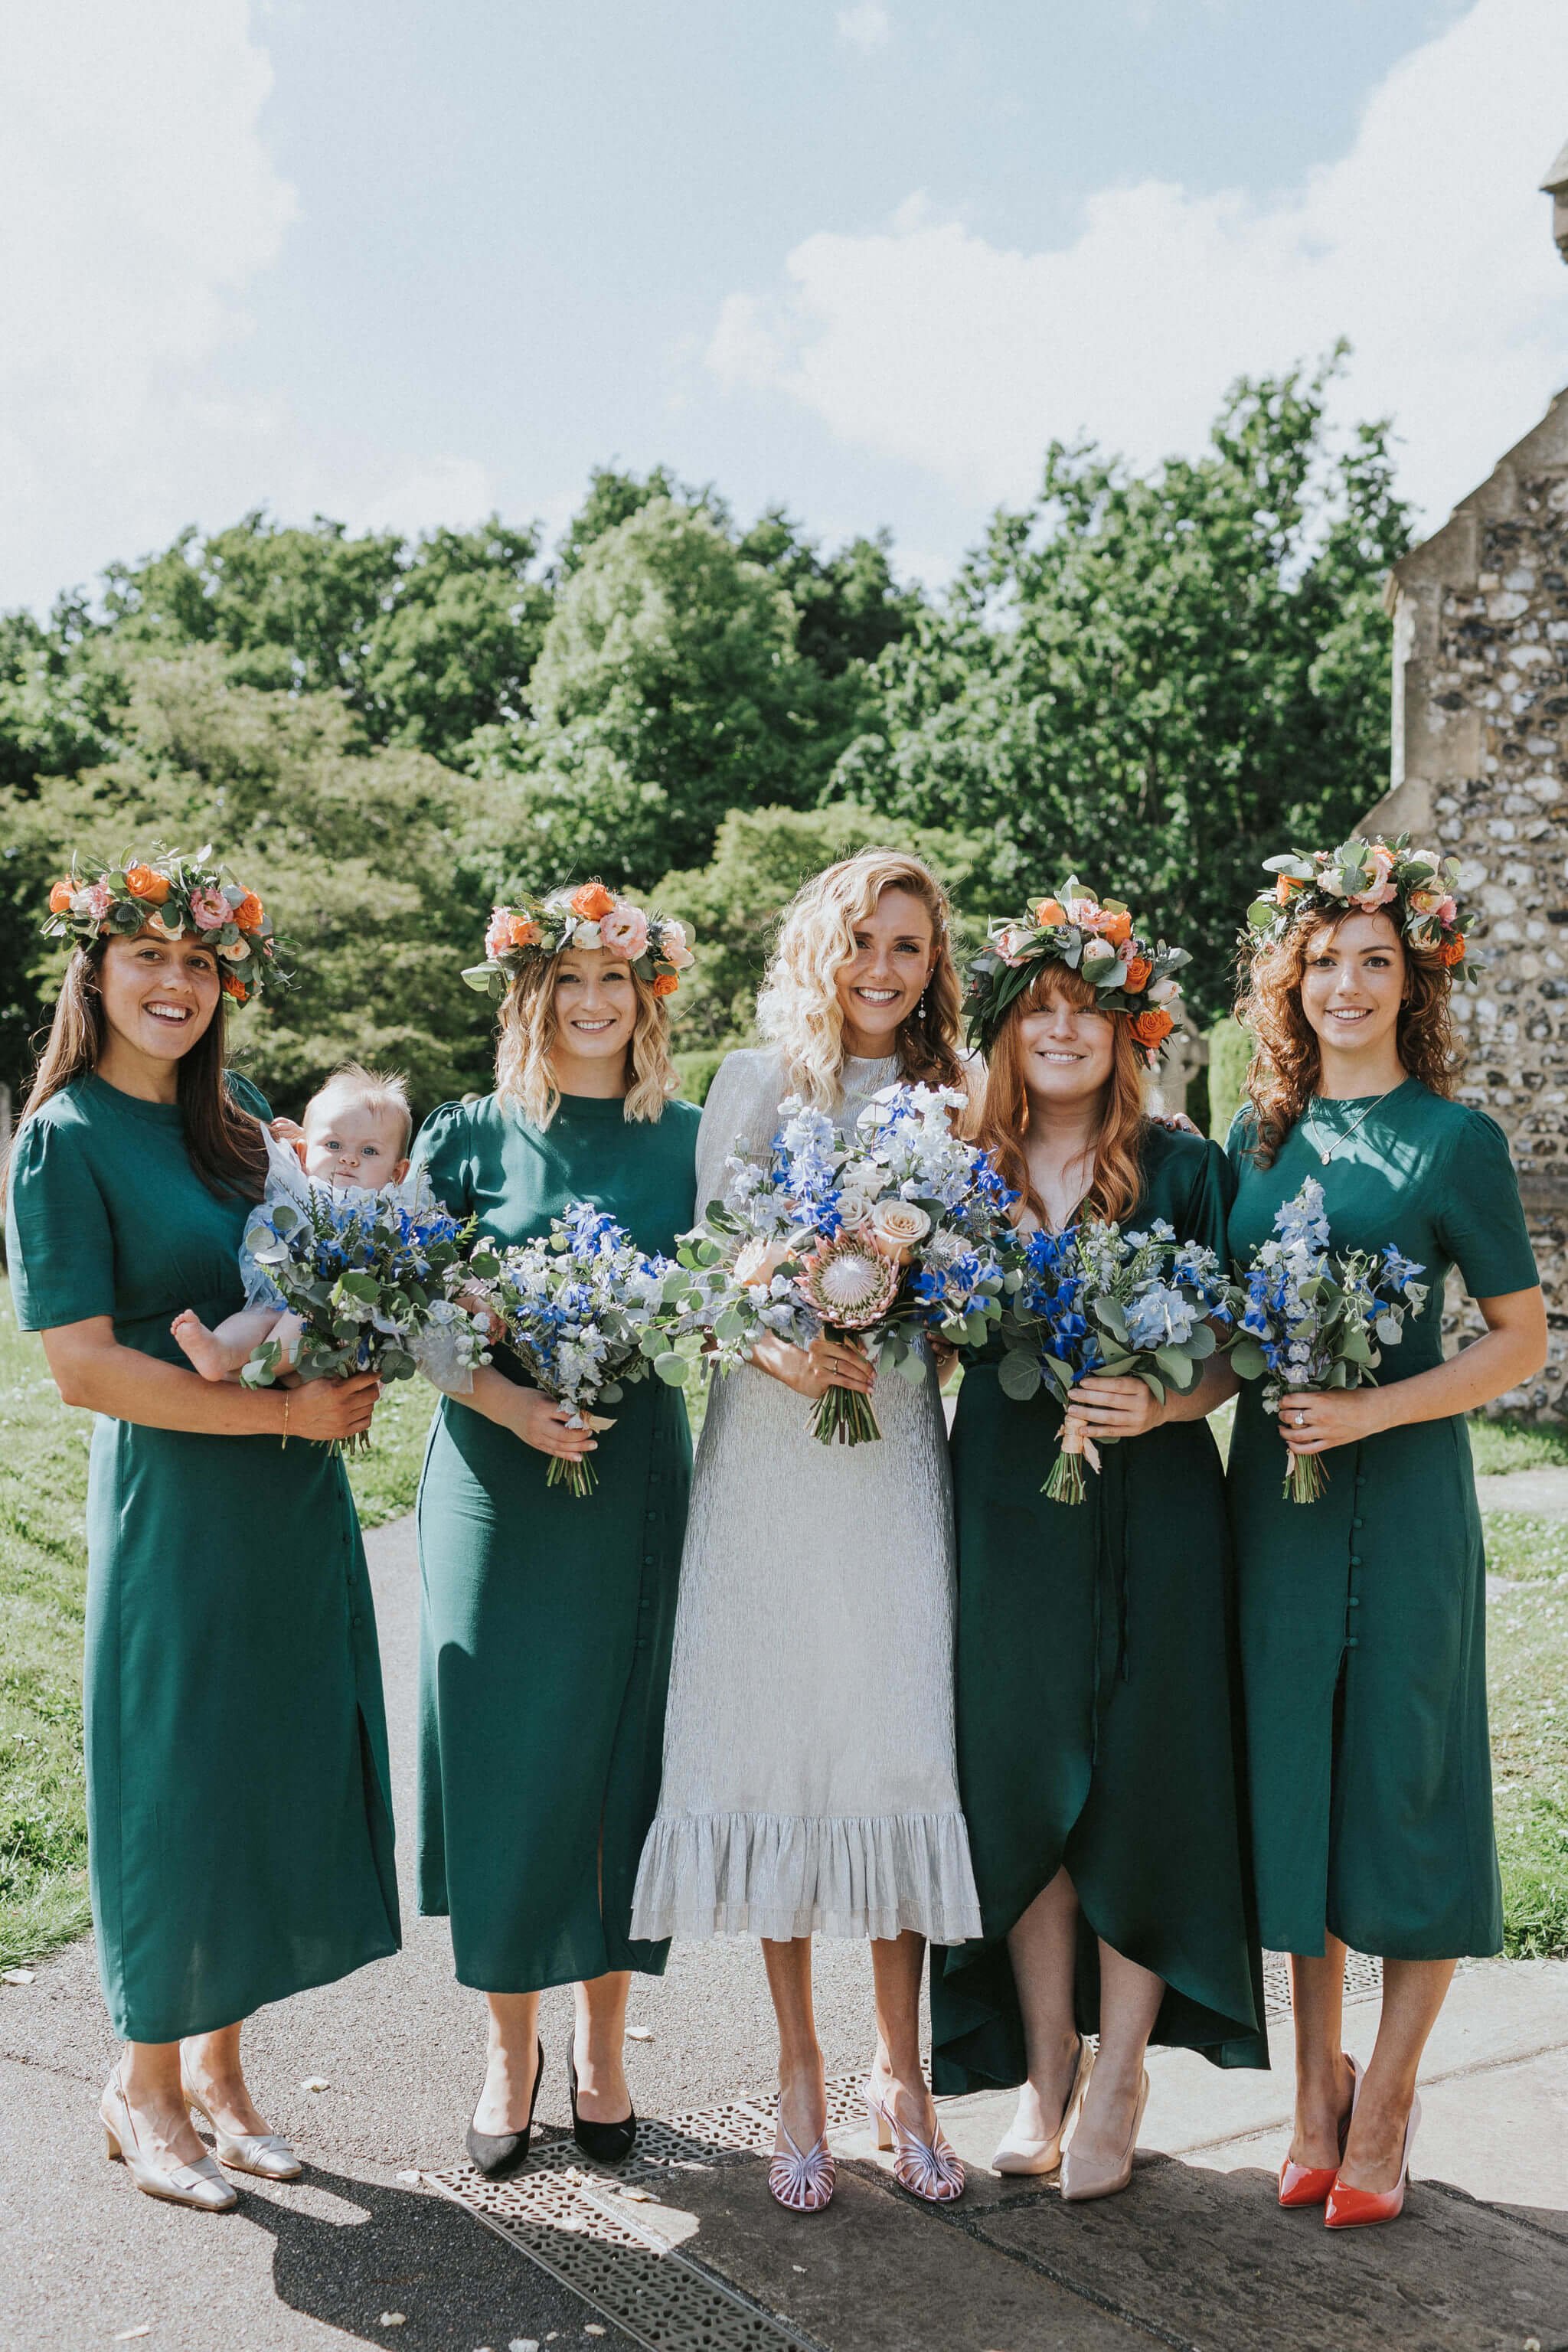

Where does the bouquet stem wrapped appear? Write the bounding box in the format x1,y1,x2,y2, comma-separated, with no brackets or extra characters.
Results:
660,1083,1018,1446
1000,1218,1233,1503
242,1181,489,1452
1227,1179,1428,1502
459,1204,671,1498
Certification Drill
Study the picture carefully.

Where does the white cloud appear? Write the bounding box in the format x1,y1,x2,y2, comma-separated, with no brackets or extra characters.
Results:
0,2,496,610
0,1,296,606
710,0,1568,536
836,3,891,55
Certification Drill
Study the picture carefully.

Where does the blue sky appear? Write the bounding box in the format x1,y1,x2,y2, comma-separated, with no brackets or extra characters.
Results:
4,0,1566,610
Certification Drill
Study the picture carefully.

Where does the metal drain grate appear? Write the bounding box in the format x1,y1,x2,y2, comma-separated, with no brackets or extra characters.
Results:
428,1955,1407,2347
426,2145,829,2352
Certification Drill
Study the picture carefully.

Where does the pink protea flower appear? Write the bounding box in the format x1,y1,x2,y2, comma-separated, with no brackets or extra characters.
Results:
795,1233,902,1330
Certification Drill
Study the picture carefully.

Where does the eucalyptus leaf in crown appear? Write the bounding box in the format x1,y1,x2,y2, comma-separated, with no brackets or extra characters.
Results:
461,879,694,1001
42,844,289,1003
965,880,1190,1063
1246,833,1475,974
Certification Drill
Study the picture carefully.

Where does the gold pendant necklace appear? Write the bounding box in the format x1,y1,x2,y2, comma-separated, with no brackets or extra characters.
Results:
1306,1086,1397,1167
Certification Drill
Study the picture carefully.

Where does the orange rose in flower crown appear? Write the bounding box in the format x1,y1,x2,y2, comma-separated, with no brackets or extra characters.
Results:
462,879,695,1001
41,845,289,1001
965,877,1191,1067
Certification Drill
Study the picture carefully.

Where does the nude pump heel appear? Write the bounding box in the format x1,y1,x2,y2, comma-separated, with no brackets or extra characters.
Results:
991,2036,1094,2177
1059,2068,1149,2203
101,2069,238,2212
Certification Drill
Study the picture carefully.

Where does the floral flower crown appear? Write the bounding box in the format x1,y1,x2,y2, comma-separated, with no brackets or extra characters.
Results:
461,880,694,1002
1246,834,1474,972
965,880,1191,1065
43,845,287,1003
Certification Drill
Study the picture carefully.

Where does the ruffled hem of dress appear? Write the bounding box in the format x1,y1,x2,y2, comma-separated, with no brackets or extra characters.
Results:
630,1808,982,1944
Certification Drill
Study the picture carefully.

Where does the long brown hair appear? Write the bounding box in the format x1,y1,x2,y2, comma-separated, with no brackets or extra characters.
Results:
1235,909,1462,1166
977,962,1149,1227
494,953,677,1128
18,939,268,1200
756,848,965,1107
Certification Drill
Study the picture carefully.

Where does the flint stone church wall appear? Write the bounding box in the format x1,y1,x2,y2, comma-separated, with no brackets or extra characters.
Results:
1367,390,1568,1421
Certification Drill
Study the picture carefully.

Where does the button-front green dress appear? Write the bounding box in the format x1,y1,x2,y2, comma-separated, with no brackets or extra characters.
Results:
411,1089,698,1993
1226,1081,1538,1961
5,1072,400,2045
933,1125,1266,2095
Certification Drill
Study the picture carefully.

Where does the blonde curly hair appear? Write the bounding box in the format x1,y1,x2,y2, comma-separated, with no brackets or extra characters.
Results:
495,952,678,1128
756,848,965,1110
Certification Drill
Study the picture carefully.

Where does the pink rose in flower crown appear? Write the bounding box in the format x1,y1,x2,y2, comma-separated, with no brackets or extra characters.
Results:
187,886,231,933
485,910,514,960
661,918,694,970
598,902,649,959
82,882,114,923
995,926,1031,966
1066,897,1102,928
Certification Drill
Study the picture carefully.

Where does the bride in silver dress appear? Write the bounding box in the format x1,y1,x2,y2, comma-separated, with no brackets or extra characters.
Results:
632,848,981,2212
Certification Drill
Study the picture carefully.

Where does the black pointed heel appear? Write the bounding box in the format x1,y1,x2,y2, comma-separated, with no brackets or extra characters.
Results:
567,2037,637,2165
466,2037,544,2180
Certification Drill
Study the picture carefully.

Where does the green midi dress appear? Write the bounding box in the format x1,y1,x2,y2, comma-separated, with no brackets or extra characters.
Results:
933,1125,1266,2095
410,1089,698,1994
1226,1081,1539,1961
5,1072,400,2045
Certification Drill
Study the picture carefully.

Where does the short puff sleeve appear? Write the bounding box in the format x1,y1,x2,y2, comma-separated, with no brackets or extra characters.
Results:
1180,1136,1237,1272
409,1102,475,1221
1435,1110,1540,1301
694,1050,781,1216
5,1115,116,1332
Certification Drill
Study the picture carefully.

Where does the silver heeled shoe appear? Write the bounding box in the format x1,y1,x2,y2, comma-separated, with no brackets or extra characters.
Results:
1060,2067,1149,2203
102,2069,238,2212
768,2119,837,2213
991,2035,1095,2176
865,2079,965,2203
181,2074,302,2180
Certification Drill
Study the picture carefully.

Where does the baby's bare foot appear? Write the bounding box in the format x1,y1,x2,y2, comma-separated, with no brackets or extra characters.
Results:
171,1310,231,1382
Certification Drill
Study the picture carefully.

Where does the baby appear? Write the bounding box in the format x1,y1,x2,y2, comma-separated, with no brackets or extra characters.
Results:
173,1062,413,1383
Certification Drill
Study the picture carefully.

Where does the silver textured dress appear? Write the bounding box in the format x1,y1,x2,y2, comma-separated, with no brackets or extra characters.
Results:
631,1047,982,1944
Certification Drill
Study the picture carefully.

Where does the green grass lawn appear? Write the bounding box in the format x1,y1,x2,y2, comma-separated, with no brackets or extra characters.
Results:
2,1271,1565,1970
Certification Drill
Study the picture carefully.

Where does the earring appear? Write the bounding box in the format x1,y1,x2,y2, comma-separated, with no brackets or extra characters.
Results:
917,988,927,1021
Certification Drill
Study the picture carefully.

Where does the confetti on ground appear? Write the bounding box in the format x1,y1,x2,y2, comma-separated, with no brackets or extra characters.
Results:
380,2315,406,2328
301,2078,330,2092
625,2026,652,2040
618,2184,654,2201
2,1968,35,1985
509,2340,540,2351
113,2331,152,2343
397,2169,420,2184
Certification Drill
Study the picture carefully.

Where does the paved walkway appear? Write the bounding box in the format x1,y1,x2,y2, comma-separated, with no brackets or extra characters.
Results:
1474,1465,1568,1520
2,1512,1565,2352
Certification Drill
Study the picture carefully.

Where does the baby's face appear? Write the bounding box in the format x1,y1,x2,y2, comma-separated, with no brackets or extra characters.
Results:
302,1098,410,1190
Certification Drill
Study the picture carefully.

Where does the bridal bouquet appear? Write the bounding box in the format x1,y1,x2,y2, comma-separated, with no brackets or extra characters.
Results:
998,1218,1233,1502
459,1203,671,1496
663,1083,1018,1446
1227,1179,1427,1502
241,1183,490,1450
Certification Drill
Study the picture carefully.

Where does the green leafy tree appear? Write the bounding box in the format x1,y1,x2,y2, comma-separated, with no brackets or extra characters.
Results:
836,355,1412,1025
0,654,518,1115
487,497,823,882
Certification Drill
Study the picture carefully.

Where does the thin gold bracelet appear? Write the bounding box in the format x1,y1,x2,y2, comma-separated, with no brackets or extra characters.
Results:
280,1391,290,1450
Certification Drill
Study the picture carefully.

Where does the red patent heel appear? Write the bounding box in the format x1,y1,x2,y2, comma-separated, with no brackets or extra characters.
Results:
1278,2053,1362,2209
1325,2092,1420,2229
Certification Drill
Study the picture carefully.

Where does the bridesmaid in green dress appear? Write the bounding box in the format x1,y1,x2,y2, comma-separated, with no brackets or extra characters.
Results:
413,883,699,2176
5,851,394,2213
933,887,1264,2205
1227,838,1545,2229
